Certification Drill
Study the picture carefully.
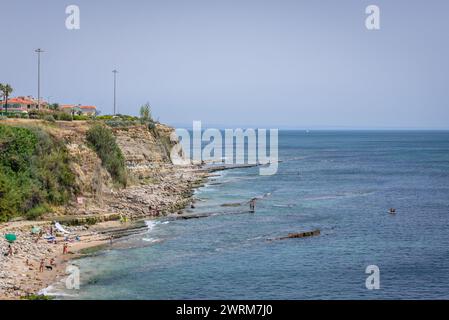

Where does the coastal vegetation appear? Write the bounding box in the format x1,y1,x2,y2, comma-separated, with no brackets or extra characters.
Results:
0,125,76,221
86,124,127,187
0,106,165,222
0,83,13,114
139,102,152,123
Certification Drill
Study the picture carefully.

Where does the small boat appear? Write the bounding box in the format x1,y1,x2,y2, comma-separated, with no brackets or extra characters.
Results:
388,208,397,214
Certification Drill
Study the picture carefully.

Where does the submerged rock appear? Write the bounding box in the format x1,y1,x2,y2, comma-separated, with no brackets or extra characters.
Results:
277,229,320,240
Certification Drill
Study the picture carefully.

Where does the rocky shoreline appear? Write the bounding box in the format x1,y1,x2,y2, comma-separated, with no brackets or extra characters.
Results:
0,163,209,300
0,119,258,300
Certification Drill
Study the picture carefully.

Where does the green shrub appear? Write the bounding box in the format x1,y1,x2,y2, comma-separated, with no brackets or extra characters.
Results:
0,125,77,221
86,124,127,187
73,115,89,121
101,114,140,128
139,103,152,124
0,112,29,118
113,114,137,121
28,110,46,119
148,121,156,131
44,115,55,122
96,115,114,120
26,205,50,220
104,119,139,128
53,112,73,121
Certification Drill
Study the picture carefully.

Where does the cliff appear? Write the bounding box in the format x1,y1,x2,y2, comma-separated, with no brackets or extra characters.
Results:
0,118,207,299
0,119,205,223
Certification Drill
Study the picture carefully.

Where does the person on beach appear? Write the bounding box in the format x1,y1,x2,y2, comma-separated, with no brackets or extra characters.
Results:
50,258,56,266
110,235,113,245
63,243,68,255
26,259,33,268
39,259,44,273
7,244,13,256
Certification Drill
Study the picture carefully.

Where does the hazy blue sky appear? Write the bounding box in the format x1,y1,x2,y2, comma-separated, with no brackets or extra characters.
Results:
1,0,448,129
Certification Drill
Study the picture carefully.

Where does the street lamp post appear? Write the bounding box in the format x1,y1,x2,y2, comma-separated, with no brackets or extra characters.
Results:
112,69,118,115
35,48,44,109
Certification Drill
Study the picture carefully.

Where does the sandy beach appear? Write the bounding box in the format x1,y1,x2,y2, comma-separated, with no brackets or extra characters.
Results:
0,216,155,299
0,161,211,300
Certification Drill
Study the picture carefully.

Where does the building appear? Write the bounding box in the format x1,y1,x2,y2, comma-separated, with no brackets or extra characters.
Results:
0,96,48,112
1,97,97,115
60,104,97,116
79,106,97,116
59,104,78,114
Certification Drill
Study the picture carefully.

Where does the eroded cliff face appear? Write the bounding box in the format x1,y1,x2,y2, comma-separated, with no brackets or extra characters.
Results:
113,123,173,166
106,124,204,218
1,119,202,221
56,121,203,220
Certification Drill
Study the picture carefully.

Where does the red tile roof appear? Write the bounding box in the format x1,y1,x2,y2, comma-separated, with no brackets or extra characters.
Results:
79,106,96,110
1,97,35,105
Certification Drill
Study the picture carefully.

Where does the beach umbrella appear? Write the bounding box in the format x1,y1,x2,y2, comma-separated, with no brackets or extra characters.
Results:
31,226,41,234
5,234,17,243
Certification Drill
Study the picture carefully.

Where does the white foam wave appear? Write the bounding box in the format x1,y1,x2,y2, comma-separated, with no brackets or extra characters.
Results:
38,284,78,298
142,237,162,243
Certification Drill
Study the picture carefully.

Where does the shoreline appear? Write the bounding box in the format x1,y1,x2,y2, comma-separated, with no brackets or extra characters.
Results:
0,163,252,300
0,164,208,300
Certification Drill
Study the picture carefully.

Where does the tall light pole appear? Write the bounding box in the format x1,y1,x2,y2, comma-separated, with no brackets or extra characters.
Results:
112,69,118,115
35,48,44,109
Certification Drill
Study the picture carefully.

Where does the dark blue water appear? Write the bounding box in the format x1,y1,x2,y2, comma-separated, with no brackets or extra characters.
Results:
62,131,449,299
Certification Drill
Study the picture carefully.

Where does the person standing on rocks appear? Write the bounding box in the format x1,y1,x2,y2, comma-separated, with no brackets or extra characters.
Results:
39,259,44,273
250,199,256,213
63,243,69,255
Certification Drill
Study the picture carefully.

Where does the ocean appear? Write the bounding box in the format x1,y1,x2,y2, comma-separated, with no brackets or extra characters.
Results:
59,131,449,299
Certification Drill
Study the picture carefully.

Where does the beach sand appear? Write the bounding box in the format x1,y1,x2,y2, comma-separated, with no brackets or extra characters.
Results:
0,220,130,299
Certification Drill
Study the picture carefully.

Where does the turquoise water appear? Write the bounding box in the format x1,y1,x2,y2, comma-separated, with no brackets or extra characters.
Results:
63,131,449,299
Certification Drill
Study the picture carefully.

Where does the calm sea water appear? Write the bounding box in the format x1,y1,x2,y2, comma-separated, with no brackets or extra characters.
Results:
60,131,449,299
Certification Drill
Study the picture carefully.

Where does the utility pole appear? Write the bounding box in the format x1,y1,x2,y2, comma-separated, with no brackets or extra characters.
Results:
112,69,118,115
35,48,44,109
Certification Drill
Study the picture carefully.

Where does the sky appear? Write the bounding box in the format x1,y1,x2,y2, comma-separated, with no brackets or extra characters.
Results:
0,0,448,129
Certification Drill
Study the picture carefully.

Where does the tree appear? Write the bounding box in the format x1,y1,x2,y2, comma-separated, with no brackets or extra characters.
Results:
139,102,152,123
0,84,13,114
49,103,60,111
0,84,4,111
